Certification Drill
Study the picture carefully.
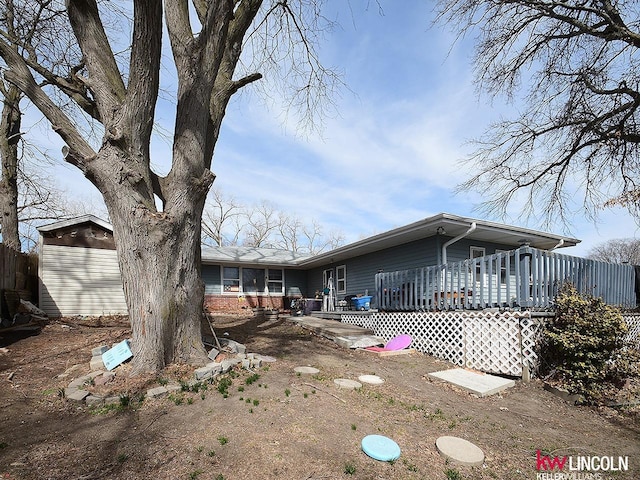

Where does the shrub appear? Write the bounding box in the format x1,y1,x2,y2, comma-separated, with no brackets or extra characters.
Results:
541,283,640,403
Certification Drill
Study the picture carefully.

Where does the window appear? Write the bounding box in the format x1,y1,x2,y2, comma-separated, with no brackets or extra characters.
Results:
242,268,265,294
267,269,284,295
336,265,346,294
470,247,486,276
221,267,284,295
222,267,240,293
496,249,508,285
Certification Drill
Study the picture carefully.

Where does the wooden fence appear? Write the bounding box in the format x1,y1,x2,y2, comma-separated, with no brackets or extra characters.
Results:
375,246,636,311
1,244,38,318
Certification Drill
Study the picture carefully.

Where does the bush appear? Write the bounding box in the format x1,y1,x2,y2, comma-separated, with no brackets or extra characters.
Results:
541,283,640,404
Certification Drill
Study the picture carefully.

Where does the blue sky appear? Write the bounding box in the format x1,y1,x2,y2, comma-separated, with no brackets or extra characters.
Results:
27,1,638,256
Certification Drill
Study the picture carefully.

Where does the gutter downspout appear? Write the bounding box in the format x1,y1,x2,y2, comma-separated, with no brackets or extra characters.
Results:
442,222,477,265
549,239,564,251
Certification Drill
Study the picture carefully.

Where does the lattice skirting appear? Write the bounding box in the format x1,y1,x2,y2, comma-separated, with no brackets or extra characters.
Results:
342,311,542,377
622,314,640,348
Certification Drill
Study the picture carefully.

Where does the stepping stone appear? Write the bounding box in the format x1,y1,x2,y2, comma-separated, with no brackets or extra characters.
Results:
428,368,515,397
358,375,384,385
334,378,362,389
435,436,484,466
294,366,319,374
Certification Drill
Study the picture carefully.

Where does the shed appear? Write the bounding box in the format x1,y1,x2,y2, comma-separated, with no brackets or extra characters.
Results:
38,215,127,316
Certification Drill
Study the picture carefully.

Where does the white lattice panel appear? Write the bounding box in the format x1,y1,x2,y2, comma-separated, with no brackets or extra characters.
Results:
622,314,640,348
342,311,539,377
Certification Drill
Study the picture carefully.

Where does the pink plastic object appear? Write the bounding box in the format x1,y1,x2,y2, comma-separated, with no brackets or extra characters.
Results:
384,334,412,351
365,334,412,352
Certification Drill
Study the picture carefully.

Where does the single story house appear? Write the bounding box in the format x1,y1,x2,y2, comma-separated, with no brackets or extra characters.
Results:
37,213,581,317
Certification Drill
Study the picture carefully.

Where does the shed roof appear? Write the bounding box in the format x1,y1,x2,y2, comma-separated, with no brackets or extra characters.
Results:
37,214,113,233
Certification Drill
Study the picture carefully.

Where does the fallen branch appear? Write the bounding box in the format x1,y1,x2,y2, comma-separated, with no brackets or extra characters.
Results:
297,382,346,404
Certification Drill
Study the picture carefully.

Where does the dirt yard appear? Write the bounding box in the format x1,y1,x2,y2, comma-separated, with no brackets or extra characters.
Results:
0,314,639,480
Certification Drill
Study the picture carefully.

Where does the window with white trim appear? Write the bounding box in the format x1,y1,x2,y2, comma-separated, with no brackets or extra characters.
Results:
222,267,240,293
496,249,508,285
221,267,285,295
242,268,265,294
267,269,284,295
470,246,486,276
336,265,346,294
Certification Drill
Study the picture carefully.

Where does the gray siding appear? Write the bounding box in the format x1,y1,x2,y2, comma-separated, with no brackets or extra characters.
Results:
307,237,518,305
39,244,127,316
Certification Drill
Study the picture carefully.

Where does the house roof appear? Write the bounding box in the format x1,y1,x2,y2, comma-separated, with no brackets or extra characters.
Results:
37,212,580,268
297,213,580,268
201,246,311,266
37,214,113,233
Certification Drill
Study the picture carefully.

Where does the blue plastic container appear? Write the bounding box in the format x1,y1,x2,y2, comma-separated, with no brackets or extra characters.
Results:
352,295,372,311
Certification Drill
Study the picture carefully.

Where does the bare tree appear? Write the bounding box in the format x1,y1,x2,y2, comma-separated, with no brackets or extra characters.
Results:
438,0,640,225
0,82,21,251
587,238,640,265
243,200,280,248
1,0,91,252
202,188,243,247
0,0,340,373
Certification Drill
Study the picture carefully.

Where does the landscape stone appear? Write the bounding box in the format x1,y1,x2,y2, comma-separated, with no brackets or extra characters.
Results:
146,386,169,398
242,359,251,369
220,358,242,373
255,354,276,363
68,375,92,389
219,338,246,354
194,366,214,380
85,395,104,406
207,348,220,361
435,436,485,466
91,345,109,357
334,378,362,389
90,356,105,371
104,396,120,406
294,366,320,374
67,389,90,402
358,375,384,385
249,358,262,369
165,384,182,393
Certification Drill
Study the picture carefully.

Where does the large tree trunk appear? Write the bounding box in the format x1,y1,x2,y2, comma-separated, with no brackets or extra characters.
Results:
105,190,209,374
0,85,21,252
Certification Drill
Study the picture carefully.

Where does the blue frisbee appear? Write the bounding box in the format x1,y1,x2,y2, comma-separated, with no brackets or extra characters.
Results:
361,434,401,461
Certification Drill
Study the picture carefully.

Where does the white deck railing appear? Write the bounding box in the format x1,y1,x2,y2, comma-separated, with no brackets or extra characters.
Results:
374,246,636,311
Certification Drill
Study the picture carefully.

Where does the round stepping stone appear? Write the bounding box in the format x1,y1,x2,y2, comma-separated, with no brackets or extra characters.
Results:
435,436,485,466
334,378,362,389
358,374,384,385
361,434,401,461
294,366,320,374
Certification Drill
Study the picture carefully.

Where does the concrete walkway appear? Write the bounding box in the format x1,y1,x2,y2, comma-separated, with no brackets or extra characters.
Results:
286,315,380,347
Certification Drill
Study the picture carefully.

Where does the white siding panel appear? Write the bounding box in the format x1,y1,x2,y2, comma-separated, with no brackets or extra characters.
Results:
40,244,127,316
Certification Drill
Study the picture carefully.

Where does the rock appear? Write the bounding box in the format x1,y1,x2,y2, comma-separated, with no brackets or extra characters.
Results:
207,348,220,361
91,345,109,357
219,338,246,354
86,395,104,406
146,386,169,399
67,389,90,402
220,357,242,373
90,356,105,371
